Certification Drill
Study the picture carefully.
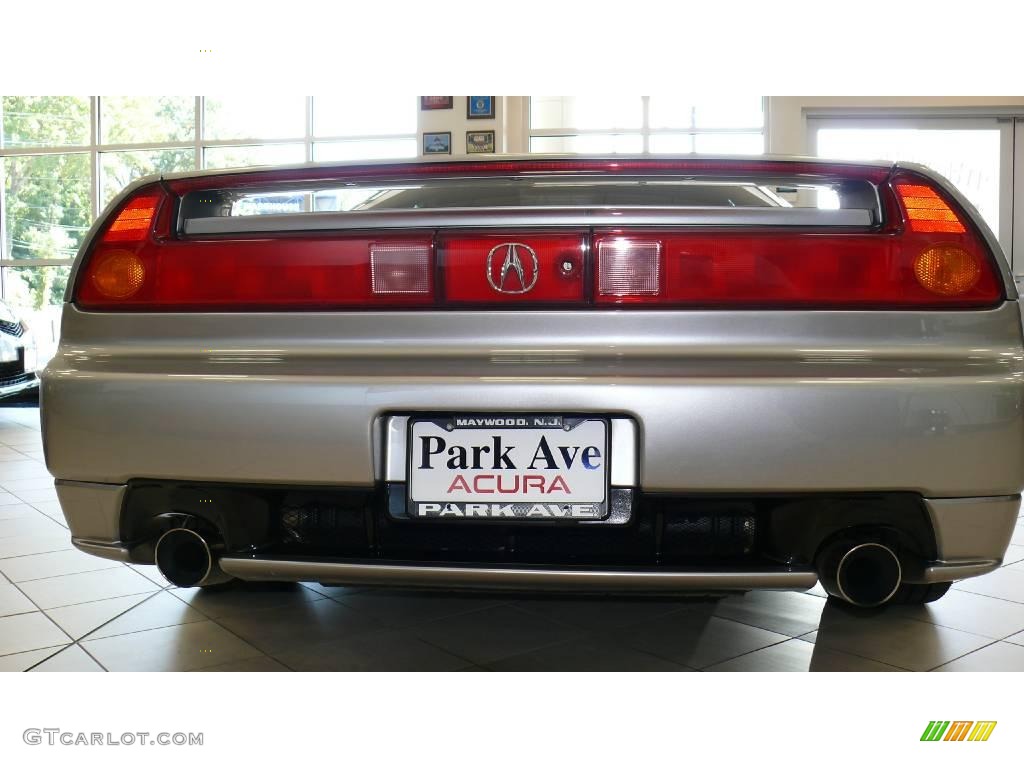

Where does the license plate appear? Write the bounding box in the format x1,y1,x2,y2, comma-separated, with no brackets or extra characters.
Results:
407,415,609,521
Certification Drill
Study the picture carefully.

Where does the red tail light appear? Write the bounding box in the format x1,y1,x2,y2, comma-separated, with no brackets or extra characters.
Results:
76,185,437,310
73,163,1005,311
594,172,1001,308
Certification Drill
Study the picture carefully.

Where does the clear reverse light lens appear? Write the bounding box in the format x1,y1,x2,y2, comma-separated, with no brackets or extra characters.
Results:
598,239,661,296
370,242,432,294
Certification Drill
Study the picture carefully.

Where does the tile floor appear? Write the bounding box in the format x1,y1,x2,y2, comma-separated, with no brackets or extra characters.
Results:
2,400,1024,672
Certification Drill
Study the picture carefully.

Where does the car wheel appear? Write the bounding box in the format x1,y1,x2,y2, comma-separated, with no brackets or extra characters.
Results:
888,582,952,604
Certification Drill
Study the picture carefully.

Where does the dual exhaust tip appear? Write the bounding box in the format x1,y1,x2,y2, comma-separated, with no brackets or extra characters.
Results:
154,524,231,588
817,536,903,608
155,521,905,606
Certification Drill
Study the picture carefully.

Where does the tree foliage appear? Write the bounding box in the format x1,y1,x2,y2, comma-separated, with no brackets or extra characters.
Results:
2,96,196,309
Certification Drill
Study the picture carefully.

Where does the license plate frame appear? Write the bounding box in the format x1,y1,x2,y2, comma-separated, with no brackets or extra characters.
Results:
406,414,611,522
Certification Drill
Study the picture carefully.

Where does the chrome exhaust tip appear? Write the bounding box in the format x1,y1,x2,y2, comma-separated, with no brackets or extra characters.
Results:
817,538,902,608
154,526,230,588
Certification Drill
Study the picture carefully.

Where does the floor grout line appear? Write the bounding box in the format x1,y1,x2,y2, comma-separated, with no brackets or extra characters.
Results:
3,577,75,666
925,637,1005,671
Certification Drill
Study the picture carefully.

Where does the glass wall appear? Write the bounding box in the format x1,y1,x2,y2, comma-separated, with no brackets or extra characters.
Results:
809,115,1013,265
0,96,417,361
529,96,765,154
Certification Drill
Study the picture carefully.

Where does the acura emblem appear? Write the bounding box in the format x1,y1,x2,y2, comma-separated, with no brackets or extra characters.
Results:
486,243,539,294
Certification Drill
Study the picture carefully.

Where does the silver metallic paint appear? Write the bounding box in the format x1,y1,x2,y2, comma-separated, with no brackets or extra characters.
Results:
217,557,820,592
43,156,1024,592
43,303,1024,497
923,496,1020,562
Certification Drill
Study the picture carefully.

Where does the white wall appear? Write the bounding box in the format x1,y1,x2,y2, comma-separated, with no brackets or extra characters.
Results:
416,96,1024,158
767,96,1024,155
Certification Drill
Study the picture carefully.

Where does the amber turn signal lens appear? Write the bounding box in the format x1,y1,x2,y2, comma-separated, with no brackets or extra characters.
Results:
913,246,980,296
91,250,146,299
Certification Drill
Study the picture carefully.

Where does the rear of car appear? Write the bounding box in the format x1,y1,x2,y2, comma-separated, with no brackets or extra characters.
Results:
41,156,1024,608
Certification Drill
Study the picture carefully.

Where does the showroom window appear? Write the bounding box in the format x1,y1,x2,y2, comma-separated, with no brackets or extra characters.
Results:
528,96,765,154
809,113,1024,275
0,96,417,357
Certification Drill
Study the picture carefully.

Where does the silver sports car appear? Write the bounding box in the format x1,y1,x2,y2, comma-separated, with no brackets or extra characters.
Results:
41,156,1024,608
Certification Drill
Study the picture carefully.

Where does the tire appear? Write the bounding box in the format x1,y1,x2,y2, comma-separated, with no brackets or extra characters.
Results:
888,581,952,605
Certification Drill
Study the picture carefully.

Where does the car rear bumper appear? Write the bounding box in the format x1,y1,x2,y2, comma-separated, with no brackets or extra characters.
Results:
55,479,1018,587
43,303,1024,590
42,304,1024,497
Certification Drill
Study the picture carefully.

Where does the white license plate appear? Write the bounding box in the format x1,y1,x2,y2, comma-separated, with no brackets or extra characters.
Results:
407,415,609,521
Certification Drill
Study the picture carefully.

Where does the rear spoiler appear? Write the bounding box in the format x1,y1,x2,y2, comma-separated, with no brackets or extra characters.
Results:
183,206,875,235
67,156,1017,306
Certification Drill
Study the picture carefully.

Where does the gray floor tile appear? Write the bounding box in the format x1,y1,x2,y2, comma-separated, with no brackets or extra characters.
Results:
335,589,504,629
705,638,902,672
31,502,67,527
299,582,372,599
84,591,206,639
0,582,36,617
0,533,71,559
215,598,385,656
82,620,264,672
512,595,694,631
277,628,472,671
18,566,158,609
45,593,153,639
0,548,122,583
954,568,1024,603
0,447,30,463
126,563,172,588
1005,630,1024,646
0,492,25,506
1002,545,1024,566
1,477,63,493
0,461,50,481
488,635,689,671
0,611,71,656
194,656,291,672
809,605,993,671
934,641,1024,671
13,487,58,504
709,590,827,637
0,503,41,520
0,514,65,539
412,604,583,666
890,588,1024,639
29,644,104,672
608,611,789,669
172,581,326,619
0,645,66,671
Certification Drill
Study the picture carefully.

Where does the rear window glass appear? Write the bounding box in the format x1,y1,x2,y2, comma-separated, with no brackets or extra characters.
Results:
177,173,880,231
225,178,784,217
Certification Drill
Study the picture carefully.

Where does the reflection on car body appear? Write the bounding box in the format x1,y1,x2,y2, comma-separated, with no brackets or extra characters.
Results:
40,155,1024,611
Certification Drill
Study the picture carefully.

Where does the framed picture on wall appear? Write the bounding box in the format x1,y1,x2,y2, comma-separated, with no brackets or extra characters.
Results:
420,96,453,110
467,96,495,119
423,131,452,154
466,130,495,154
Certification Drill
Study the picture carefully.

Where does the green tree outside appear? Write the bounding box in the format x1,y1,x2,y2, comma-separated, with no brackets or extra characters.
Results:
2,96,196,309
